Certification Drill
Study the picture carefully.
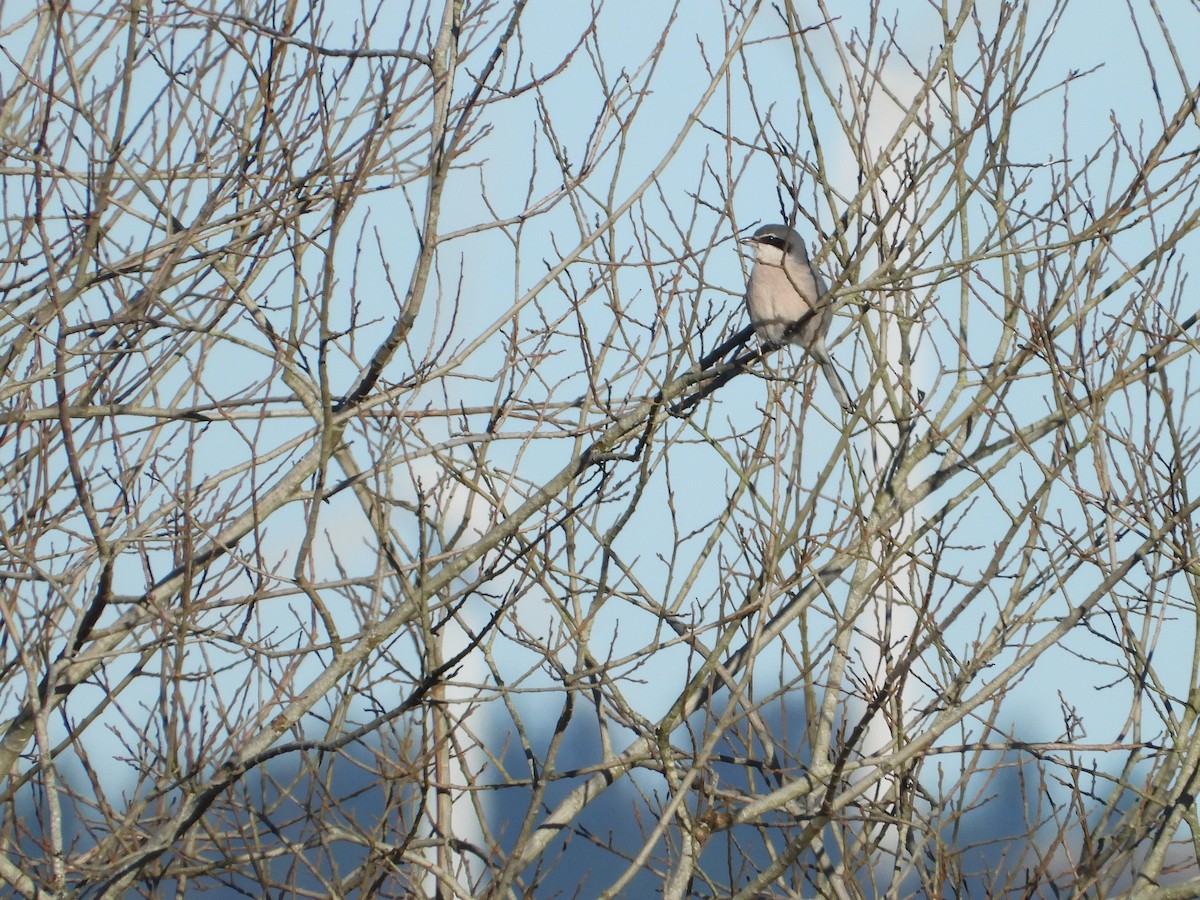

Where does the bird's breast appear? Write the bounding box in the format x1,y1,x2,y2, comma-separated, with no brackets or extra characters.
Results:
745,264,815,345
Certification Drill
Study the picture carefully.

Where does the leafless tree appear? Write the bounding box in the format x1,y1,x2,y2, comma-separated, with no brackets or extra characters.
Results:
2,0,1200,897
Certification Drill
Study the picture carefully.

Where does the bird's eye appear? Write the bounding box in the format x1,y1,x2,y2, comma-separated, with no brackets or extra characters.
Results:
760,236,786,249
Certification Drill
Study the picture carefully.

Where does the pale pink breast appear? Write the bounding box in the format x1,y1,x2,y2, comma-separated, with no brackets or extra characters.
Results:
746,264,813,344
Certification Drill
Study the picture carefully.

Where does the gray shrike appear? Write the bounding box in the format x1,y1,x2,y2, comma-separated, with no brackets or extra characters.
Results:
741,224,854,411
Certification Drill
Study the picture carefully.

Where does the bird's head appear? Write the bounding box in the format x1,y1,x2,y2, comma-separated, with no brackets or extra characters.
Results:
740,224,806,265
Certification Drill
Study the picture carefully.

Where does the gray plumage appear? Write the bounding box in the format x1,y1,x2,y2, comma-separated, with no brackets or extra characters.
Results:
741,224,853,411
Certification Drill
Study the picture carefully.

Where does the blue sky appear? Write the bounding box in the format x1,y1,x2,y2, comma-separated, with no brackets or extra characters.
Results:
4,0,1199,892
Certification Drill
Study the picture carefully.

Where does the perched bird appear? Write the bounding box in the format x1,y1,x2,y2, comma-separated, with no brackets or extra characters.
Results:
741,223,853,411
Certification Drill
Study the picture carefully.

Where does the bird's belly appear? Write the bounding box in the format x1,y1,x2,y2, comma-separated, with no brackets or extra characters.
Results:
746,268,811,345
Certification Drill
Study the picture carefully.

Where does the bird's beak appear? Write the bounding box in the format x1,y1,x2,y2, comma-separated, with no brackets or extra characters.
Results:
739,236,757,247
